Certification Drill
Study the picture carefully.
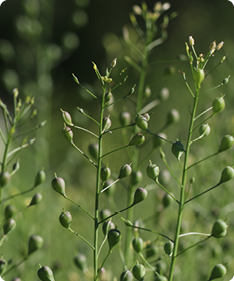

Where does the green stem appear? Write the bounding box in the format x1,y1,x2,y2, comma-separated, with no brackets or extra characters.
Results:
69,228,95,250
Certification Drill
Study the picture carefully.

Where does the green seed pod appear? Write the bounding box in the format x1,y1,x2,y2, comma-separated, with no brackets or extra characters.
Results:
145,244,157,258
129,133,145,146
211,219,228,238
171,141,184,160
164,241,174,256
102,116,112,131
154,275,168,281
153,133,167,149
29,193,42,207
34,169,46,186
218,135,234,152
100,208,111,221
219,166,234,183
166,109,180,124
199,123,210,137
146,160,159,181
120,270,133,281
51,177,66,196
73,253,87,272
132,237,144,253
0,258,7,275
158,170,171,186
162,193,172,208
0,171,10,187
159,87,169,101
102,220,115,236
3,218,16,235
37,265,55,281
193,68,205,86
104,92,113,104
118,164,132,179
88,143,99,159
132,264,146,281
135,115,148,130
133,187,148,205
63,126,73,142
130,170,143,186
59,211,72,229
119,111,131,126
4,204,17,219
28,235,44,255
101,166,111,182
61,109,73,126
208,264,227,281
102,178,116,197
212,97,225,114
108,229,121,252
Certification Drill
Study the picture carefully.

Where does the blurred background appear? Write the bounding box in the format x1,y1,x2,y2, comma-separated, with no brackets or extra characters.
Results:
0,0,234,280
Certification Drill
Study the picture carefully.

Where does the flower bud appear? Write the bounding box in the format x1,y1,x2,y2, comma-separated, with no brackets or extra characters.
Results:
110,58,117,67
129,133,145,146
0,258,7,275
132,264,145,280
119,111,131,126
118,164,132,179
216,41,224,51
108,229,121,252
193,68,205,86
208,264,226,281
209,41,216,54
63,126,73,142
88,143,99,159
135,115,148,130
218,135,234,152
171,141,184,160
59,211,72,229
34,169,46,186
219,166,234,183
52,177,66,196
37,265,55,281
61,109,73,126
188,36,195,46
28,235,44,255
3,218,16,235
146,160,159,181
4,204,17,219
130,170,143,186
102,220,115,236
166,109,180,124
101,166,111,182
102,116,111,132
212,97,225,114
120,270,133,281
133,187,148,205
0,171,10,187
73,253,87,272
199,123,210,137
211,219,228,238
164,241,174,256
132,237,144,253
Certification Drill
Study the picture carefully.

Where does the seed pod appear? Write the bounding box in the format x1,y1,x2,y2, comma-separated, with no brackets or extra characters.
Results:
51,177,66,196
158,170,171,186
63,126,73,142
73,253,87,272
88,143,99,159
3,218,16,235
154,275,168,281
135,115,148,130
171,141,184,160
162,193,172,208
153,133,167,149
28,235,44,255
219,166,234,184
133,187,148,205
130,170,143,186
102,116,112,131
118,164,132,179
145,244,158,258
108,229,121,252
37,265,55,281
146,160,159,181
166,109,180,124
4,204,17,219
0,171,10,187
129,133,145,146
61,109,73,126
120,270,133,281
212,97,225,114
119,111,131,126
155,260,167,275
104,92,113,104
218,135,234,152
132,237,144,253
102,220,115,236
132,264,146,280
101,166,111,182
199,123,210,137
159,87,169,101
164,241,174,256
208,264,226,281
193,68,205,86
144,86,151,99
211,219,228,238
29,193,42,207
34,169,46,186
0,258,7,275
59,211,72,229
100,208,111,221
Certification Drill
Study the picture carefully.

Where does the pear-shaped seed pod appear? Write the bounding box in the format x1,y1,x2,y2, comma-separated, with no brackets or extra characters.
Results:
132,237,144,253
120,270,133,281
130,170,143,186
29,193,42,207
4,204,17,219
132,264,145,280
28,235,44,255
146,160,159,181
218,135,234,152
108,229,121,252
37,265,55,281
51,177,66,196
0,171,10,188
119,111,131,126
61,109,73,126
199,123,210,137
164,241,174,256
219,166,234,184
118,164,132,179
63,126,73,142
212,96,225,114
3,218,16,235
88,143,99,159
193,68,205,86
100,166,111,182
59,211,72,229
129,133,145,146
208,264,226,281
135,115,148,130
166,109,180,124
34,169,46,186
211,220,228,238
102,220,115,236
171,141,184,160
133,187,148,205
73,253,87,272
154,275,168,281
